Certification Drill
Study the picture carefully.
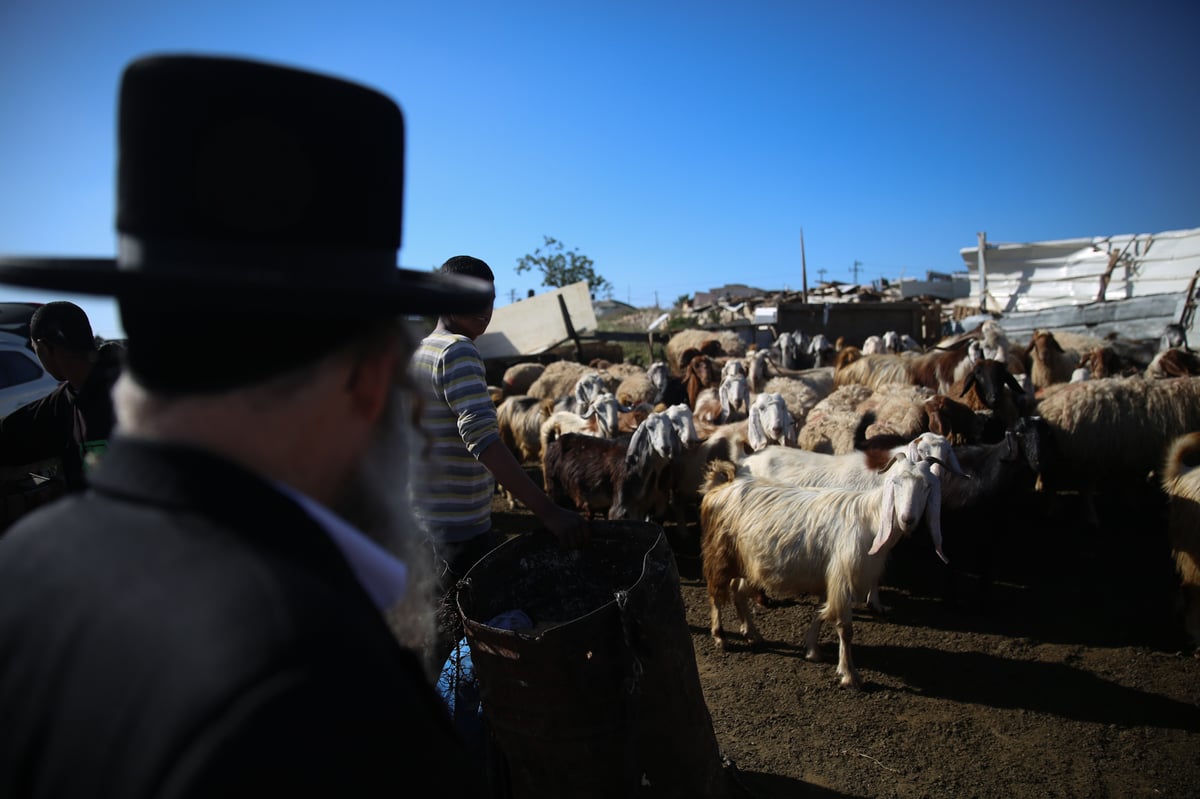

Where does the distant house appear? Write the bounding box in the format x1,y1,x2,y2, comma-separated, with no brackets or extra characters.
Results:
692,284,769,307
593,299,639,319
896,271,971,301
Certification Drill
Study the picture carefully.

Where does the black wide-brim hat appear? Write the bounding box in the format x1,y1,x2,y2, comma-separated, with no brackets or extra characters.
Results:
0,54,491,316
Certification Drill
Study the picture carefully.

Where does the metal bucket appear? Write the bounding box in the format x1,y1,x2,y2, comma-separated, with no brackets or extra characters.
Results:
456,521,729,799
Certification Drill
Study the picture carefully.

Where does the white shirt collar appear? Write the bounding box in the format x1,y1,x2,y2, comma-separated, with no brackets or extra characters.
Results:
275,483,409,610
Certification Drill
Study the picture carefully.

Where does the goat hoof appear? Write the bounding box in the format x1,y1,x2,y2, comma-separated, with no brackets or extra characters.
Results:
838,674,862,690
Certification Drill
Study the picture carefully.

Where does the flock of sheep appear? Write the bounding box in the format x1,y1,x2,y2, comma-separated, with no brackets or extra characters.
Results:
491,321,1200,687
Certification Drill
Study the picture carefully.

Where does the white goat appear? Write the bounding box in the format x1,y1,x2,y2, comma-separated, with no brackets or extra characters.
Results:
539,390,624,456
663,402,701,448
739,432,963,488
746,392,795,451
722,359,747,380
738,432,964,613
808,333,835,367
717,372,750,422
700,453,945,688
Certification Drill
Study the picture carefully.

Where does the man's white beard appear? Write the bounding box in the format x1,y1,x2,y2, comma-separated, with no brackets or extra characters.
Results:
333,384,437,655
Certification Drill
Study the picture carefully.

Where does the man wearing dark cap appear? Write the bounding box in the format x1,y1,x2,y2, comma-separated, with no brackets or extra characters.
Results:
0,300,122,491
0,55,490,797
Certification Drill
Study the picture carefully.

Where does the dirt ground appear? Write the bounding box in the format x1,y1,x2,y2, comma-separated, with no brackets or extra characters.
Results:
488,479,1200,799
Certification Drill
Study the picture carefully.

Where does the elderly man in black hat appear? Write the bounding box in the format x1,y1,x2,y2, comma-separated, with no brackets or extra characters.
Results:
0,55,491,797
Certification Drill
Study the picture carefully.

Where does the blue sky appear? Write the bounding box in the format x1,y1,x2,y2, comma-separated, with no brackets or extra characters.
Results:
2,0,1197,339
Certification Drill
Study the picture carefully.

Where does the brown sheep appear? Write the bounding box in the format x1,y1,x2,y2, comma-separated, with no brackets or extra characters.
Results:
1145,347,1200,380
682,354,721,409
1025,330,1079,390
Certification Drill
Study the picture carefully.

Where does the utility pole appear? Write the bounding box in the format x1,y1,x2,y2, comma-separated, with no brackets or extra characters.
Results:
977,232,988,313
851,260,862,283
508,288,516,304
817,267,827,283
800,228,809,304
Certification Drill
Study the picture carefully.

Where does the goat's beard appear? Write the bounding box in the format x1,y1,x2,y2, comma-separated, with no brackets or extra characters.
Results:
331,383,437,656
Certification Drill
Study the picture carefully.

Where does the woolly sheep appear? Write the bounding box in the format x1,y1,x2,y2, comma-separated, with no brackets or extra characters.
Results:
700,453,945,688
604,362,646,382
615,368,658,407
666,329,745,372
834,353,914,393
527,361,596,402
1161,431,1200,657
496,395,556,464
757,375,822,432
501,362,546,396
797,385,876,454
1035,376,1200,495
856,384,936,440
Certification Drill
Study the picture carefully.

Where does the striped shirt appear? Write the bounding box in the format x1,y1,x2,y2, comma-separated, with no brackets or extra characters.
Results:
410,330,499,543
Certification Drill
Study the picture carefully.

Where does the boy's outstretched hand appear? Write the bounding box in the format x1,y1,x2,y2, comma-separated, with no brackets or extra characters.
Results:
540,504,590,548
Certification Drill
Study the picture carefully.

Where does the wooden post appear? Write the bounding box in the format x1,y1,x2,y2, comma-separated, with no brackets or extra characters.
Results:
1180,268,1200,331
557,294,584,362
1095,236,1138,303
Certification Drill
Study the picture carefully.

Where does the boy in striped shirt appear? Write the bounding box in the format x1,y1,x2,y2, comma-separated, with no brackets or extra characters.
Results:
411,255,588,591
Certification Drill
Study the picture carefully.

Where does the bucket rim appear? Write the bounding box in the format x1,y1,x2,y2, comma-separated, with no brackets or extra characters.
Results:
455,520,667,637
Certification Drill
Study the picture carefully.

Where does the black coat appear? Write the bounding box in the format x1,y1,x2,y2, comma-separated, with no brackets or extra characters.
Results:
0,438,481,798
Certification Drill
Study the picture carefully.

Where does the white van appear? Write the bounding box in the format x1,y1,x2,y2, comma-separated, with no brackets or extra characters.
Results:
0,330,60,417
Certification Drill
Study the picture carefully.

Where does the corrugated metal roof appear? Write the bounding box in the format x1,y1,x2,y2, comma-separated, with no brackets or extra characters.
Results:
958,226,1200,314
